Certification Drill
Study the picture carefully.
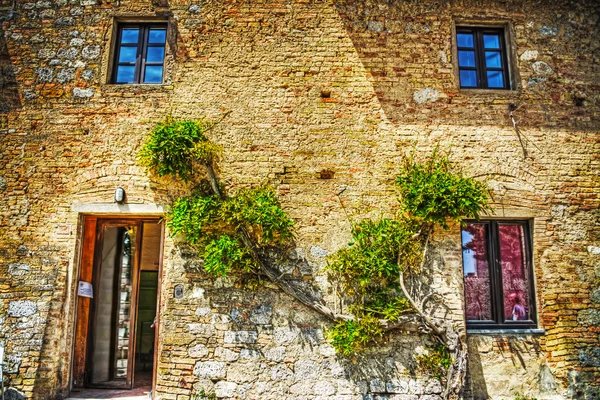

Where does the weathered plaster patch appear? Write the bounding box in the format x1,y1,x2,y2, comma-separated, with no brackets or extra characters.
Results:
413,88,439,104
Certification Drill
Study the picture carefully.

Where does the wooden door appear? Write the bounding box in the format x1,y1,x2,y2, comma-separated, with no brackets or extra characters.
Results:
73,217,164,389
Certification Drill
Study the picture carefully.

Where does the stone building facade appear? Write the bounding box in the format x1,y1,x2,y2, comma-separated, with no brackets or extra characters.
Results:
0,0,599,399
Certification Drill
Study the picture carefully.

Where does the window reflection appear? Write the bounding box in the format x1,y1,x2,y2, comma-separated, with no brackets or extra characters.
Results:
462,223,492,321
115,228,134,379
498,224,530,322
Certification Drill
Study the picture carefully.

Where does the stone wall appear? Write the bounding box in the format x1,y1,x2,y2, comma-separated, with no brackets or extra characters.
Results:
0,0,598,399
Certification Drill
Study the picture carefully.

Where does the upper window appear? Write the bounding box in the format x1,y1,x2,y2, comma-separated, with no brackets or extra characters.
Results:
112,24,167,84
456,27,509,89
462,220,536,329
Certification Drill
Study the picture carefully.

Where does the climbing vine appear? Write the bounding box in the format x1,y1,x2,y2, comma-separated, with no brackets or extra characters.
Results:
139,117,490,400
325,150,490,398
139,117,294,277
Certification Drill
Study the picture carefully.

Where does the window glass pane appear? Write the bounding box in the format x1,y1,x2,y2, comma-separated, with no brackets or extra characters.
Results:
487,71,504,88
485,51,502,68
143,65,163,83
462,224,493,321
121,29,139,44
483,34,500,49
148,29,166,44
116,65,135,83
146,46,165,63
118,46,137,63
457,33,474,48
498,224,530,322
459,70,477,87
458,51,476,67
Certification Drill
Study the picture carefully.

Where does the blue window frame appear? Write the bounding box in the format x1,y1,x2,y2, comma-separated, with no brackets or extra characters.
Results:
456,27,510,90
113,24,167,84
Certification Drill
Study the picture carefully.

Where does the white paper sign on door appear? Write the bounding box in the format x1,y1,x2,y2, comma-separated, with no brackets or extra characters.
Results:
78,281,93,298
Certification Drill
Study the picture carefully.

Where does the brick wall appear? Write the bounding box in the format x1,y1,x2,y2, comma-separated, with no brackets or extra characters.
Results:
0,0,598,399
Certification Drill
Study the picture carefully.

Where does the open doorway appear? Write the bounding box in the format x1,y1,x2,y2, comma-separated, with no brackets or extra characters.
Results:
71,216,163,398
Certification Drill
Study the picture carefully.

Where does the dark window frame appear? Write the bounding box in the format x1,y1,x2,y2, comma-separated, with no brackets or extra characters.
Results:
456,26,510,90
462,220,537,330
111,23,167,85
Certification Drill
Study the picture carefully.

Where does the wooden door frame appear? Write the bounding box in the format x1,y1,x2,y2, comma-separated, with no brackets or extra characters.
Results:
71,215,164,395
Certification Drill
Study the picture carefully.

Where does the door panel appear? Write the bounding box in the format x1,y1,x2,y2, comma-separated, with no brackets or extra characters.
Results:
72,216,97,388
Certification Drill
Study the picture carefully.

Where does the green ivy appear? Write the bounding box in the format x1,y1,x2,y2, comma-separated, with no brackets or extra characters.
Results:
327,316,384,355
415,343,454,379
326,150,490,354
396,152,490,229
167,184,293,276
138,117,221,181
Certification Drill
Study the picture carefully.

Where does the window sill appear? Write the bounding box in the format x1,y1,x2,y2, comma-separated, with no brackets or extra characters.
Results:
101,83,174,92
458,88,520,96
467,328,545,335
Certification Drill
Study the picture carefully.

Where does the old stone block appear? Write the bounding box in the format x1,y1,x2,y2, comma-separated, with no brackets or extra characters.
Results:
578,309,600,326
424,379,442,394
188,344,209,358
520,50,538,61
370,379,386,393
226,362,261,383
539,364,557,393
223,331,258,344
8,301,37,317
386,379,409,394
57,48,79,59
188,323,215,337
196,307,211,317
8,264,30,276
55,16,74,25
73,88,94,98
37,49,56,59
579,347,600,367
539,25,559,36
314,380,336,396
250,305,272,325
56,68,76,83
588,246,600,255
271,365,294,382
188,4,201,13
265,346,286,362
294,360,320,380
4,388,25,400
82,45,100,60
36,68,53,83
214,381,236,398
214,347,239,362
193,361,226,380
273,327,301,344
289,381,314,395
532,61,554,76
